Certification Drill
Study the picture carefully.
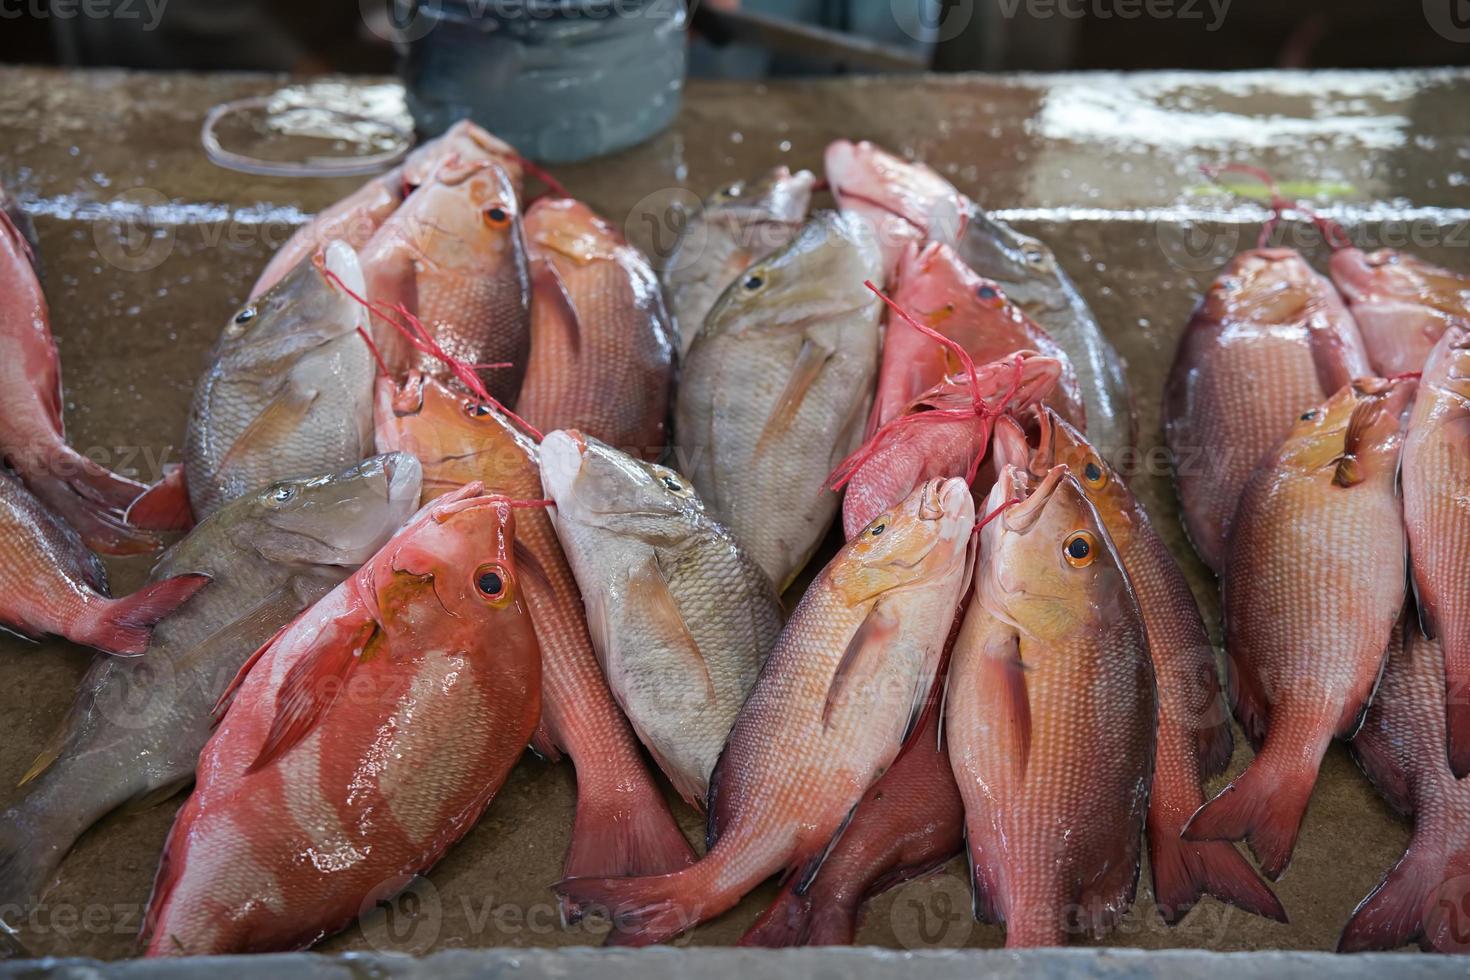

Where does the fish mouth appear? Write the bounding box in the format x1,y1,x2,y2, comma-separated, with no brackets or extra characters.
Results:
384,453,424,510
537,429,586,504
1002,464,1066,534
920,477,976,541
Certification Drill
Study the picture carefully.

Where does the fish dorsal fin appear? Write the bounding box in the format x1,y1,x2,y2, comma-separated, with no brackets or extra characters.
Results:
626,555,715,703
755,337,835,455
248,613,380,773
1332,396,1382,487
824,604,899,727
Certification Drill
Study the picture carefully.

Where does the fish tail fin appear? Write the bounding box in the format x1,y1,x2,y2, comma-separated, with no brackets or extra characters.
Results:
803,896,862,946
1150,821,1286,925
552,866,721,947
1183,737,1325,881
25,450,161,555
76,575,211,656
1338,848,1437,952
0,805,64,912
739,878,815,947
124,466,195,532
559,762,695,922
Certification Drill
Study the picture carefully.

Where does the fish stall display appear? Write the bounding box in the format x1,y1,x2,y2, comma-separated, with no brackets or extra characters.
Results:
1,98,1469,966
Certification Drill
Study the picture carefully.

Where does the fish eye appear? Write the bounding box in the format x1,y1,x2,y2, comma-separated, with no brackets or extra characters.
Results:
869,520,887,537
1081,460,1107,490
1064,530,1096,568
977,285,999,301
483,206,510,227
659,473,688,494
1022,245,1046,265
1300,410,1318,421
465,402,493,418
268,484,296,505
743,273,765,291
475,563,509,600
234,306,257,325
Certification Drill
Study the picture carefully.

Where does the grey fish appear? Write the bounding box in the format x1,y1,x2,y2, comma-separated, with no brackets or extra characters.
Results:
540,429,783,806
675,210,884,592
960,205,1136,459
0,452,422,908
662,167,816,357
185,241,376,520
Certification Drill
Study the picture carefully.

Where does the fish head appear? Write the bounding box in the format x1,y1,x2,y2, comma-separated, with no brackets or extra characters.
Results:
1199,248,1325,326
1028,407,1136,552
374,486,538,649
1331,247,1470,317
824,140,966,257
404,119,523,196
960,209,1062,299
893,240,1038,348
539,429,705,546
387,159,522,280
216,240,369,364
525,197,623,266
374,372,537,500
703,211,884,338
235,452,423,568
831,477,976,604
706,166,817,226
1275,376,1418,486
980,464,1130,643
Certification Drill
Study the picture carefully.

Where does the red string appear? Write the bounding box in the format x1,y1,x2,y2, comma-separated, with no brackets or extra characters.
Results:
973,496,1022,535
1203,163,1353,252
865,281,982,415
516,154,571,202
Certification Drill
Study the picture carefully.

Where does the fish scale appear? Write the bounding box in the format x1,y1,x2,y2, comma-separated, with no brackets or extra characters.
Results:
1164,248,1370,572
551,478,973,946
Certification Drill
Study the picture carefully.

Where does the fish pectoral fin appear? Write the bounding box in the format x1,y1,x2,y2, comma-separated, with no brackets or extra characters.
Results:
982,631,1031,780
513,539,554,598
118,776,191,816
626,556,716,703
755,337,836,455
248,614,380,773
793,799,861,895
211,611,305,723
1331,396,1384,487
215,378,321,480
532,258,582,355
823,604,900,728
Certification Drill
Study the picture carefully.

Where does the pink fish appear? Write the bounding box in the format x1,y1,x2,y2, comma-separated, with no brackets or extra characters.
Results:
824,140,966,278
1330,247,1470,376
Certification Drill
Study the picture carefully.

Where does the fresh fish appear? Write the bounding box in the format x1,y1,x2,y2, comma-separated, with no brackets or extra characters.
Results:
1402,323,1470,776
185,241,376,521
251,120,523,299
824,139,965,278
375,376,694,890
1341,624,1470,953
0,181,37,275
362,149,531,404
1164,248,1370,572
144,484,540,955
539,429,782,806
947,464,1154,947
553,478,975,945
875,240,1085,433
0,197,159,554
675,211,884,591
516,198,676,459
0,453,421,909
739,707,963,947
959,205,1135,460
1185,377,1413,879
0,470,207,655
1007,410,1282,925
1330,248,1470,376
663,167,816,355
835,352,1061,540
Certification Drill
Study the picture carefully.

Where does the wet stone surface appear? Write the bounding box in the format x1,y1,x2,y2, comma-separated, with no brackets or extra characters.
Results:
0,67,1467,961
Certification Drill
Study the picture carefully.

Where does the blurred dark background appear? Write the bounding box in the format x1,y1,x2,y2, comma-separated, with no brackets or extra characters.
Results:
1,0,1466,74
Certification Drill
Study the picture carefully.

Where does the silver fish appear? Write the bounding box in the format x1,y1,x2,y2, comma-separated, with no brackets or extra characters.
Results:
662,167,816,357
675,210,885,592
540,429,782,806
960,206,1136,459
185,241,376,520
0,453,422,908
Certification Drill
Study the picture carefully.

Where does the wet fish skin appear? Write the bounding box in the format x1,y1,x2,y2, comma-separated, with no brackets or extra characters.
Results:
960,205,1135,461
663,167,816,355
516,199,676,459
185,241,376,521
947,464,1154,948
1402,324,1470,776
1341,624,1470,953
0,453,423,910
362,152,531,403
0,199,159,555
375,377,695,891
539,429,782,806
824,140,966,278
0,471,208,656
1015,409,1282,925
1330,247,1470,376
553,479,975,945
876,240,1085,433
739,707,963,947
144,485,540,956
675,210,885,592
0,182,38,275
1164,248,1370,572
1185,377,1413,880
